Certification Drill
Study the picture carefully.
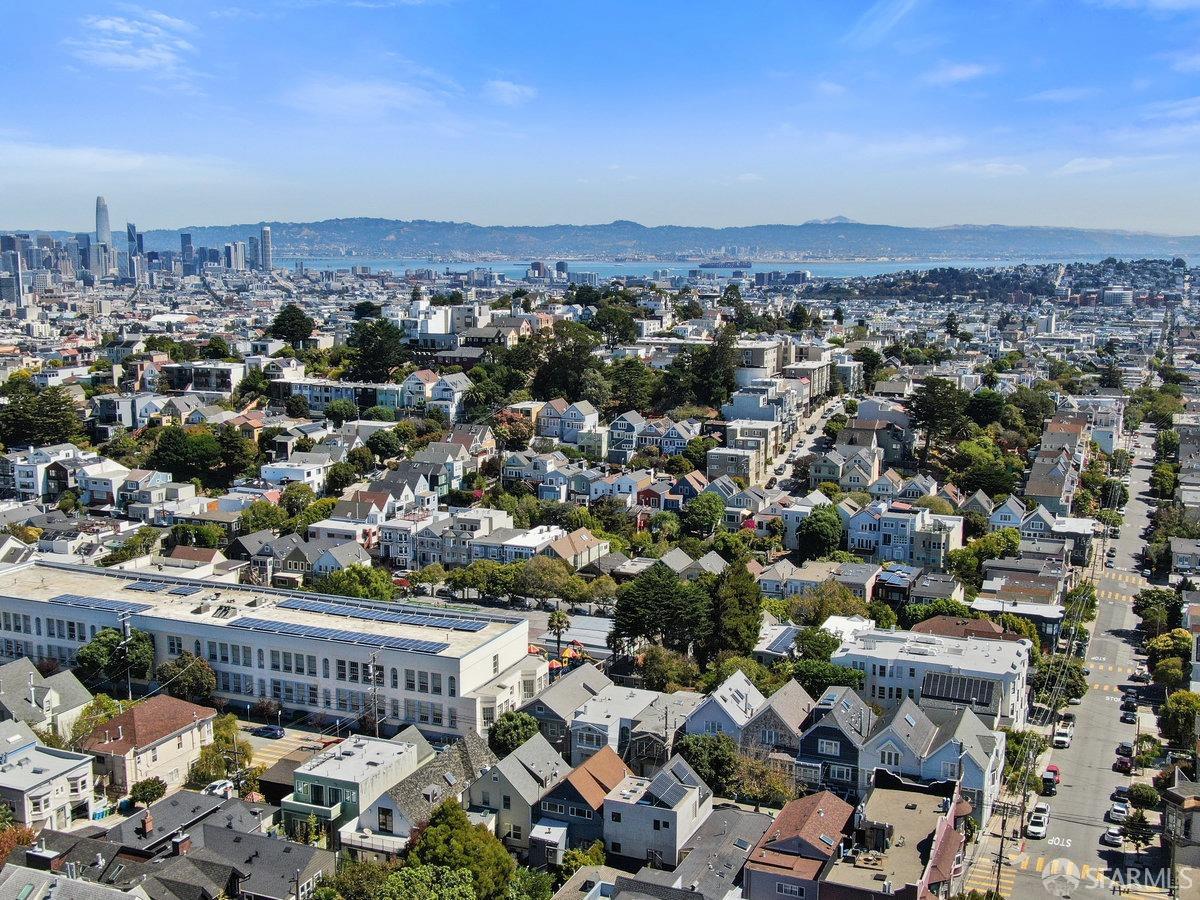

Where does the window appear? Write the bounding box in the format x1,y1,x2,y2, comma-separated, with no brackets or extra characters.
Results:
829,765,852,781
418,671,429,693
502,795,511,810
405,669,416,690
611,811,621,823
492,654,499,675
509,824,523,841
391,668,398,689
818,739,841,756
611,842,622,854
880,747,901,767
941,761,959,779
167,636,182,655
776,884,804,897
448,676,456,697
378,808,393,834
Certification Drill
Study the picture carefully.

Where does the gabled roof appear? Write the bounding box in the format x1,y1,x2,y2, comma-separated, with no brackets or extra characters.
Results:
84,695,216,755
522,662,612,721
386,732,496,823
563,745,632,809
489,732,567,804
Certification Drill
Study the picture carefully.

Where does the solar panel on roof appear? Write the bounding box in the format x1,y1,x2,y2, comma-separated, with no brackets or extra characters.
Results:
904,714,917,727
276,596,487,632
125,581,167,593
49,594,152,615
226,617,448,655
169,585,204,596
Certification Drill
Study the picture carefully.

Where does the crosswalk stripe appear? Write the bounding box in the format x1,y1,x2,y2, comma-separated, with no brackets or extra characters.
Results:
1036,857,1046,873
1049,859,1060,875
1020,857,1029,870
1080,864,1091,880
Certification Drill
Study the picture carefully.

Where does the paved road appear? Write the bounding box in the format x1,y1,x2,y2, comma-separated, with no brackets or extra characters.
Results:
963,426,1171,899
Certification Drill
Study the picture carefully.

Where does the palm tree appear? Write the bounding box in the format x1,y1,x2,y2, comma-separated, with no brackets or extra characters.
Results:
547,610,570,659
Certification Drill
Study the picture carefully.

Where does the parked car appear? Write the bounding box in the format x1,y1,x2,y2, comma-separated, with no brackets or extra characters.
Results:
255,725,285,739
1102,827,1124,847
1121,699,1138,712
1117,741,1134,757
203,779,235,797
1114,756,1133,774
1026,811,1049,839
1121,710,1138,724
1112,785,1130,802
1108,801,1130,823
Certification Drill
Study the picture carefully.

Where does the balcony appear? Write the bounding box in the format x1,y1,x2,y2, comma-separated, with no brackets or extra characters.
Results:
282,793,341,821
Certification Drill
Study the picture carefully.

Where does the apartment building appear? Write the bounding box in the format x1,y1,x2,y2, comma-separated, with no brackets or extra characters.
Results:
831,628,1031,728
0,721,94,829
0,561,545,738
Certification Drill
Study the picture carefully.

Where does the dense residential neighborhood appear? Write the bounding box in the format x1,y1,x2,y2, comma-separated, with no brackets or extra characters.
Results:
0,236,1198,900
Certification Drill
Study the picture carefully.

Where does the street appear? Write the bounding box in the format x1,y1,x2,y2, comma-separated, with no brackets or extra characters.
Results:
963,425,1171,899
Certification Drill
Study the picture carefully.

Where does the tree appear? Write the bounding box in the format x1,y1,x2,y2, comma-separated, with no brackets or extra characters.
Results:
788,580,867,627
546,610,570,658
559,840,606,881
1147,628,1192,669
272,304,315,346
1151,462,1179,498
0,826,36,868
509,867,553,900
347,318,409,382
611,563,710,655
735,754,797,808
1124,808,1152,855
239,499,289,533
796,626,840,662
76,627,155,686
590,306,638,345
787,660,864,698
852,347,884,389
1159,691,1200,745
681,492,724,538
1128,783,1160,810
281,483,317,517
312,565,395,602
326,461,359,494
908,377,969,463
966,389,1006,427
406,801,516,900
366,428,403,461
325,398,359,427
639,646,700,692
488,711,540,757
1031,657,1088,708
675,733,740,796
348,446,376,474
287,497,338,534
869,601,898,630
913,496,954,516
794,504,844,561
377,865,477,900
130,776,167,807
1154,657,1189,691
156,652,217,704
285,394,310,418
704,561,763,664
70,694,123,747
318,858,393,900
899,598,973,629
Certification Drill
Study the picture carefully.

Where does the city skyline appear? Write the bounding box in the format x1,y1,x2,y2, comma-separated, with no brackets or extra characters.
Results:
6,1,1200,233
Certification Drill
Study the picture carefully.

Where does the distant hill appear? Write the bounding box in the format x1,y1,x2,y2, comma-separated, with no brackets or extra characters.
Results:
27,217,1200,261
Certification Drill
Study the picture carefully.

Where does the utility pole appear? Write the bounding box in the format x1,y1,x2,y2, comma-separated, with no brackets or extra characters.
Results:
117,612,133,701
994,802,1011,898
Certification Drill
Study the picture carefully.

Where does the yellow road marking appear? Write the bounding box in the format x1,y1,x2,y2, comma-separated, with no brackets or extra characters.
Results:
1036,857,1046,873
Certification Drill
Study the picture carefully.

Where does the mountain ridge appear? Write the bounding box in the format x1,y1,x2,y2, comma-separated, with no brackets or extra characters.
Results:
16,217,1200,260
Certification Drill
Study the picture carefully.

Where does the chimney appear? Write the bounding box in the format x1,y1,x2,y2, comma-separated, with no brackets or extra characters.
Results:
26,842,62,872
28,672,35,707
171,833,192,856
141,811,154,836
117,725,123,741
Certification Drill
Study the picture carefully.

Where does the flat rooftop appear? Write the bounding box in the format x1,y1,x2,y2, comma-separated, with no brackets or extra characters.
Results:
0,561,525,658
822,786,945,891
295,734,414,783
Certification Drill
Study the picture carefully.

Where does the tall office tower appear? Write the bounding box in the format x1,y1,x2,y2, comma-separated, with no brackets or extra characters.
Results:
247,236,260,270
75,234,91,270
260,226,273,272
126,223,138,260
223,243,234,269
95,196,112,248
13,252,25,307
235,241,247,271
180,232,194,263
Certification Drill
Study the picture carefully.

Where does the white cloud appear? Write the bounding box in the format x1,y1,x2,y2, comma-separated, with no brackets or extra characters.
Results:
482,79,537,106
1142,95,1200,118
1055,156,1123,175
283,76,442,116
736,172,764,182
64,9,198,83
948,160,1028,177
920,62,992,86
1024,86,1098,102
815,79,847,97
1169,50,1200,72
844,0,919,48
0,139,228,180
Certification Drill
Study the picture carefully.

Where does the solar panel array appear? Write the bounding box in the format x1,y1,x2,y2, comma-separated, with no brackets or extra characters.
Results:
767,626,798,655
124,581,167,593
50,594,152,615
169,585,204,596
277,597,488,632
227,617,449,655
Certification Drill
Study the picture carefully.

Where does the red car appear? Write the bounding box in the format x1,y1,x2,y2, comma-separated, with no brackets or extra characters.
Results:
1114,756,1133,774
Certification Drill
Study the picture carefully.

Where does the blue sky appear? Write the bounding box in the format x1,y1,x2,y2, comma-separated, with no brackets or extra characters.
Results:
6,0,1200,232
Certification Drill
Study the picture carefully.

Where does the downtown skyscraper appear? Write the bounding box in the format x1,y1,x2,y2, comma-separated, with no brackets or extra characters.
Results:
95,196,111,248
260,225,273,272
